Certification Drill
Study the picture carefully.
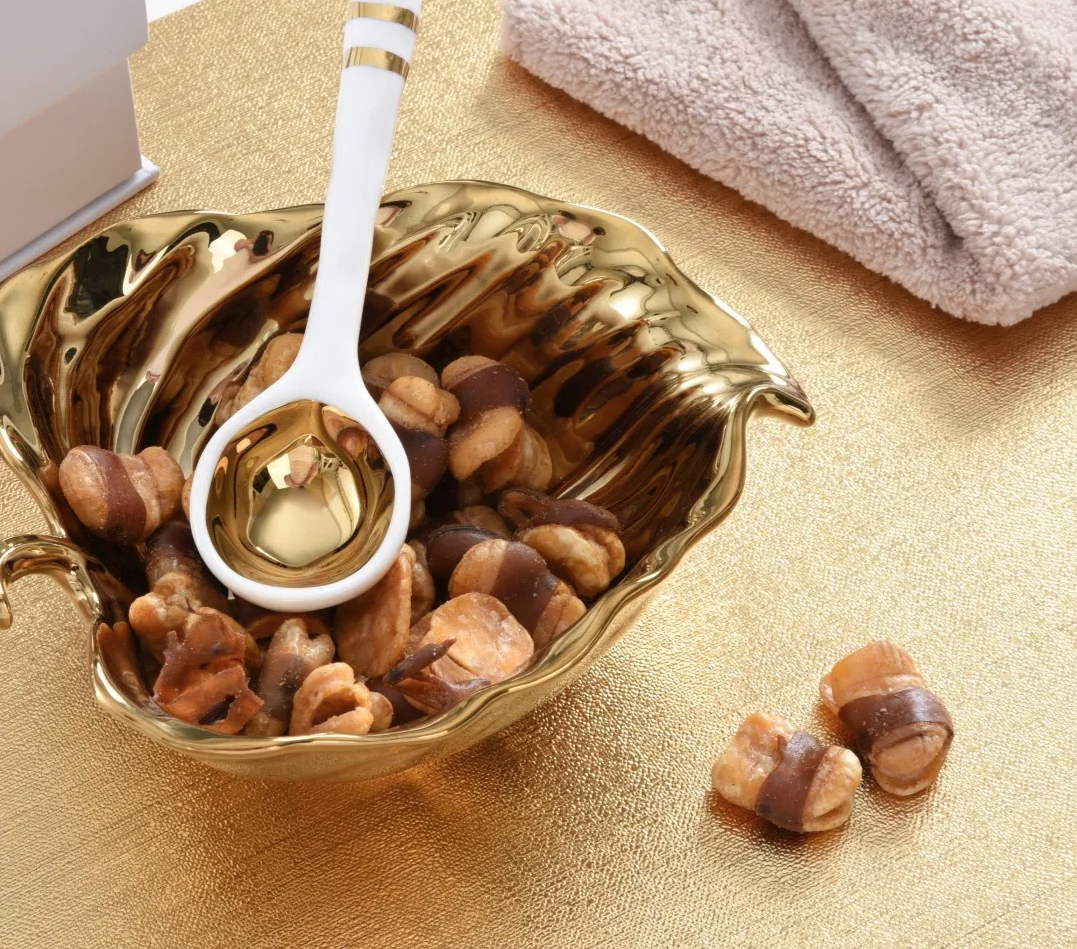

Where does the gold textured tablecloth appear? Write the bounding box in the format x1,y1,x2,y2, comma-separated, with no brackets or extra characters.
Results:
2,1,1075,946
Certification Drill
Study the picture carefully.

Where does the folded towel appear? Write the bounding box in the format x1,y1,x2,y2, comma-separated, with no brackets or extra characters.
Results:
500,0,1077,325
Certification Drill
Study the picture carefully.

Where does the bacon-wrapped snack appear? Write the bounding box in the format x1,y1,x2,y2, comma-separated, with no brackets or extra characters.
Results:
361,352,439,401
499,488,625,598
334,545,416,679
58,445,184,545
712,713,862,832
245,617,335,737
377,367,459,529
441,356,551,491
289,662,393,736
128,522,230,659
424,525,501,585
447,538,586,649
820,640,953,796
388,593,533,714
152,609,263,735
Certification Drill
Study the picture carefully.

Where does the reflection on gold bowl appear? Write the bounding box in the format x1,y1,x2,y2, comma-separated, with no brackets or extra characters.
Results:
0,181,813,781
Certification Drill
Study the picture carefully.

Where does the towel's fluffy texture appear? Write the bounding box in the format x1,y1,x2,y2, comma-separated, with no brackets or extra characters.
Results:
500,0,1077,324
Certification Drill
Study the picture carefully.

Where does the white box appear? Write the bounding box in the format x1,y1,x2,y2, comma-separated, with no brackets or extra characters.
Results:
0,0,159,281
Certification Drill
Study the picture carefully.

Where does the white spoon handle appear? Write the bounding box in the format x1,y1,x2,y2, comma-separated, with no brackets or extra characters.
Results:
298,1,421,377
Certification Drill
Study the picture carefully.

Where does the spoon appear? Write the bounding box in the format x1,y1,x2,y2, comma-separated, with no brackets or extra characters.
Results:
188,1,422,612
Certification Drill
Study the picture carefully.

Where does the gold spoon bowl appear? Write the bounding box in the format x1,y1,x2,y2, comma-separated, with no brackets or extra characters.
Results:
0,181,813,781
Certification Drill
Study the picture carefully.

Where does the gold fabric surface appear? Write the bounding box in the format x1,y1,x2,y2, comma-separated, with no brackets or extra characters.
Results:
1,0,1075,945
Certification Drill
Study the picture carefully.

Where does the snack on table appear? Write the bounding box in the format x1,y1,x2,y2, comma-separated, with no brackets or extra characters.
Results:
58,445,184,545
57,346,628,736
820,640,953,796
712,712,862,832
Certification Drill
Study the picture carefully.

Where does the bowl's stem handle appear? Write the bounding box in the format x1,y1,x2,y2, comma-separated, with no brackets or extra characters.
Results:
0,535,110,630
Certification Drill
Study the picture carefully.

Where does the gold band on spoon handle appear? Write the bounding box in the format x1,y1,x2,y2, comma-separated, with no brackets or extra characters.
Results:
345,3,417,76
345,3,419,31
345,47,410,78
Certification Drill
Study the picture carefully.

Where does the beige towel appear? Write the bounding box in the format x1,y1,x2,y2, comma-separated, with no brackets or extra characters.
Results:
500,0,1077,325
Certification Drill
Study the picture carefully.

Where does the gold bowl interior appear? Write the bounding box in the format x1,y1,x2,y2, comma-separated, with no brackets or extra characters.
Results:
0,181,812,781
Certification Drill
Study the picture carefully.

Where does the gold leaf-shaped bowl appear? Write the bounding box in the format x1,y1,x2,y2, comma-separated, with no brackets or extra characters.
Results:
0,181,812,781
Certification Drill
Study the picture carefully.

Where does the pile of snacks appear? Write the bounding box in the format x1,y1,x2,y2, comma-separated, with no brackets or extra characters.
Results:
60,347,626,737
712,640,953,832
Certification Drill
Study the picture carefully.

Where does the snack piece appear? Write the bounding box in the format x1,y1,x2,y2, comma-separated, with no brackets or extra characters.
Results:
407,540,436,620
245,618,335,737
242,610,331,641
378,375,458,531
455,477,487,508
442,356,530,481
334,545,414,678
152,609,263,734
409,594,534,681
418,504,511,542
217,333,301,423
384,640,486,714
289,662,393,736
379,376,460,437
394,426,450,529
478,424,552,492
96,620,151,704
390,594,533,713
128,522,229,659
448,539,586,648
362,352,439,401
170,608,262,677
712,713,862,832
58,445,184,544
500,488,625,598
366,676,427,727
425,525,500,584
143,522,216,589
820,641,953,796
